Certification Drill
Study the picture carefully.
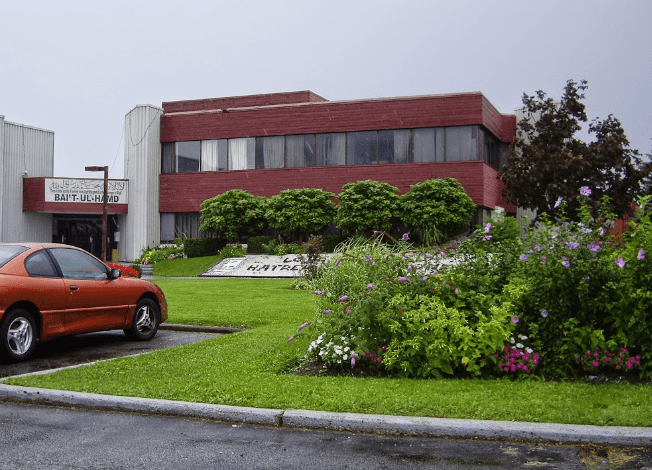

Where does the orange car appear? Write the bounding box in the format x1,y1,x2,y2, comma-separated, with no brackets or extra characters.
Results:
0,243,167,361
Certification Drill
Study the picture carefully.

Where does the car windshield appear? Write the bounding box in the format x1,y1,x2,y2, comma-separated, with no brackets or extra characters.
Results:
0,245,29,268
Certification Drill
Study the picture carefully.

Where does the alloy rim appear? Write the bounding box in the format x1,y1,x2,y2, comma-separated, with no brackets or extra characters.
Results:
135,306,155,334
7,317,33,355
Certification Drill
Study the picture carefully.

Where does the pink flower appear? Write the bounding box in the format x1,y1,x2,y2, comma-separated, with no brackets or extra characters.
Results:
484,223,492,233
367,283,374,290
579,186,592,197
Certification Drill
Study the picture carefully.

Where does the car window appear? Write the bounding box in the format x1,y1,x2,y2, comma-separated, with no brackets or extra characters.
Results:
0,245,29,268
25,250,59,278
48,248,109,280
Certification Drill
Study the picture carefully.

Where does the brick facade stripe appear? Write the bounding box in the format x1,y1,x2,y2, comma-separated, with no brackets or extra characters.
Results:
159,161,516,214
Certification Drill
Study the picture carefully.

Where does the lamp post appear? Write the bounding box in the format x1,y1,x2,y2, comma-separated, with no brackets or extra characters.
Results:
85,166,109,262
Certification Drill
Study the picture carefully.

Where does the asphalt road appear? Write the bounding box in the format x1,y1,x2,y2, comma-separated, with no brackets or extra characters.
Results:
4,401,645,470
0,328,219,378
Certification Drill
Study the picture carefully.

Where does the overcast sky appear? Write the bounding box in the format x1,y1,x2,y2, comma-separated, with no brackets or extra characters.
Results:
2,0,650,179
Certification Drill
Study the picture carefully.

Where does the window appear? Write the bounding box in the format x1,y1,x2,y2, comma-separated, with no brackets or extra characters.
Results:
445,126,478,161
228,138,255,170
379,130,411,164
201,140,227,171
315,133,345,166
176,141,201,172
286,134,315,167
49,248,108,280
25,251,58,277
347,131,378,165
161,143,175,174
255,136,285,169
160,213,175,242
413,128,445,162
0,245,28,268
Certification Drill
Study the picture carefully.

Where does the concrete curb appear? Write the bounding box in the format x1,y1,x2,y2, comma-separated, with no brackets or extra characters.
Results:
1,384,651,446
159,323,244,334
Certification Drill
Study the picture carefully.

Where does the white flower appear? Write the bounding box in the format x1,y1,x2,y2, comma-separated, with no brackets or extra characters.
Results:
343,355,348,360
518,334,528,341
510,337,515,344
516,343,524,349
344,347,350,352
526,348,533,354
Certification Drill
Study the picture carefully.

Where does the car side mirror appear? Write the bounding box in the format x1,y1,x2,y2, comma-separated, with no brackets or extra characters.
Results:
109,268,122,280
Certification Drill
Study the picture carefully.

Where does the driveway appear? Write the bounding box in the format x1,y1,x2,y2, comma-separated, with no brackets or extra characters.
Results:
0,328,219,378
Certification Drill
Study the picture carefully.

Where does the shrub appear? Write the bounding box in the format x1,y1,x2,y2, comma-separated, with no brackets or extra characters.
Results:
200,189,267,240
400,178,476,240
266,188,336,241
321,234,344,253
107,263,141,278
335,180,400,236
183,238,227,258
274,243,305,256
135,245,184,264
247,235,278,254
217,244,247,259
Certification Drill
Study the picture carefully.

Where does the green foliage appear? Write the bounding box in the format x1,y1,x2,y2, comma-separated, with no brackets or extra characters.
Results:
266,188,335,241
321,234,343,253
217,244,247,259
199,189,267,240
474,209,522,243
335,180,400,236
502,79,649,220
246,235,278,254
183,238,226,258
400,178,476,239
135,244,184,264
274,243,305,256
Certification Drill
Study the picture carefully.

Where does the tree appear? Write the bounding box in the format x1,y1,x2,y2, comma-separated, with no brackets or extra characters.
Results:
400,178,476,240
266,188,335,241
501,79,649,219
335,180,400,236
199,189,267,240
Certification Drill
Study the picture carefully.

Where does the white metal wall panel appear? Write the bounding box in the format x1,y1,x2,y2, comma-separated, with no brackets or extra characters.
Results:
119,105,162,261
1,119,54,242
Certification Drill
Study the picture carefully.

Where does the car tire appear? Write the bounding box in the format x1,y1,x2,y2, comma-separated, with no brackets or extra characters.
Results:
124,298,160,341
1,309,37,361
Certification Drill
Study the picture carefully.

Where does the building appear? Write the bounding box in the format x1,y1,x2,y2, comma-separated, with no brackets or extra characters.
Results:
17,90,517,262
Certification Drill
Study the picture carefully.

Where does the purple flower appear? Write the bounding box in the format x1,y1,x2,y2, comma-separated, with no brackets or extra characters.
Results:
323,309,331,315
541,310,549,318
454,287,459,295
401,233,409,241
562,260,571,268
533,244,541,251
346,309,352,315
364,255,372,262
638,248,646,260
404,253,410,258
422,276,428,282
587,243,600,252
334,259,341,267
580,186,592,197
425,253,434,258
511,315,519,324
484,223,492,233
398,276,411,283
351,356,356,368
338,295,349,303
520,253,529,262
615,257,626,268
367,283,374,290
407,264,413,271
567,242,580,250
298,322,310,331
287,336,295,342
554,196,563,208
312,290,325,296
483,235,492,241
439,251,446,257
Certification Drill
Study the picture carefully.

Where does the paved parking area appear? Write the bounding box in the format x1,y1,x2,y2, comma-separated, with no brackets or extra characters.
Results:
0,329,220,378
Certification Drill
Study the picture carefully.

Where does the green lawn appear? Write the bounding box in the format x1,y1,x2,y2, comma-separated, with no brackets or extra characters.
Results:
6,277,652,427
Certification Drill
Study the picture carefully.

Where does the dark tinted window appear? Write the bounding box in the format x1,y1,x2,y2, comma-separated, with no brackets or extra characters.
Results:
25,251,59,277
0,245,29,268
49,248,108,280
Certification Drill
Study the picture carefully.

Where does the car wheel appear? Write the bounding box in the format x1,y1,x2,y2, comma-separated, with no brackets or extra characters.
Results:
1,309,37,361
124,298,159,341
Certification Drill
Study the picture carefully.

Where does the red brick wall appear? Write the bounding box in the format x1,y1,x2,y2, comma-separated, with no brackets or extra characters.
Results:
161,92,516,144
162,91,327,114
159,161,517,213
23,177,128,214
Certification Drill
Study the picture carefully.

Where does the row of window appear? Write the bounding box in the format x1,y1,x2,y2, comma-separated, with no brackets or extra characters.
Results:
161,125,509,174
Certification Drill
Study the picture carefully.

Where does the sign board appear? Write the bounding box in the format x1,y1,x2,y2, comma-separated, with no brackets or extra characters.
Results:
45,178,128,204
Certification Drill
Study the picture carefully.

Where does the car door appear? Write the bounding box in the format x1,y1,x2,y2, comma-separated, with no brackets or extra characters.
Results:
22,249,67,340
48,247,130,334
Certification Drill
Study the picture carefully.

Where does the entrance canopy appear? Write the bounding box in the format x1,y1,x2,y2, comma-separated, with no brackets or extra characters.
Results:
23,177,128,214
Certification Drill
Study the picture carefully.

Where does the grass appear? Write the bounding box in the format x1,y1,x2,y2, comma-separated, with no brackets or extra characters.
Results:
6,277,652,427
149,255,222,277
